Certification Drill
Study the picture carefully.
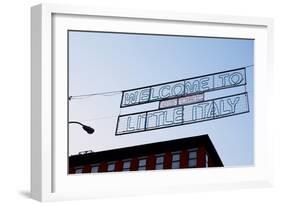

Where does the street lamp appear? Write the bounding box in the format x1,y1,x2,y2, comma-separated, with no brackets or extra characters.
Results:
69,121,95,134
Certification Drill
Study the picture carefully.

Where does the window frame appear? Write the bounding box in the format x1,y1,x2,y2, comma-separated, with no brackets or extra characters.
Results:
122,159,132,171
155,153,165,170
137,156,148,171
90,163,99,173
171,151,181,169
188,148,198,168
106,161,116,172
74,167,83,174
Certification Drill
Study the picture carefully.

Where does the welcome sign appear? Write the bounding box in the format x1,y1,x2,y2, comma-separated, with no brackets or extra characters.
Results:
121,67,246,107
116,93,249,135
116,67,249,135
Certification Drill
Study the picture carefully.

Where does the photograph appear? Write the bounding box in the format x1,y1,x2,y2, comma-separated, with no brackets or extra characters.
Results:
67,31,254,174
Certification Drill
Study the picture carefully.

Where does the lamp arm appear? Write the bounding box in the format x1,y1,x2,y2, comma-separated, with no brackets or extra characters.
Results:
69,121,84,127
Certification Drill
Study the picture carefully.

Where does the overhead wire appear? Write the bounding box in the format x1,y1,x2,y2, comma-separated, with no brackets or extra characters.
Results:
69,64,254,101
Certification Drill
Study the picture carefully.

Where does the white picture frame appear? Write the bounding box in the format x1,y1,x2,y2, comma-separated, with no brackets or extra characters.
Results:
31,3,274,202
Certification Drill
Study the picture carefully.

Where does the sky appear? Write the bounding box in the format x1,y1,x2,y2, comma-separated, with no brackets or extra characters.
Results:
68,31,254,167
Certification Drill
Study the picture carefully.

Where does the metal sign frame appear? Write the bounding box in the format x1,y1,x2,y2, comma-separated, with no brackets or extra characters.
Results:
116,92,249,135
159,93,205,109
120,67,247,108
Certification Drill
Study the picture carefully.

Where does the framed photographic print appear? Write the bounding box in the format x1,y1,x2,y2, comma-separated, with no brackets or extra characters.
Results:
31,3,274,201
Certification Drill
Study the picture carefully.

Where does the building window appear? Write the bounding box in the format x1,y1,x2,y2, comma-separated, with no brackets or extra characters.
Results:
91,164,99,173
75,167,83,174
122,159,131,171
171,151,181,169
188,149,198,167
205,153,209,167
138,157,147,170
155,154,165,170
107,162,115,172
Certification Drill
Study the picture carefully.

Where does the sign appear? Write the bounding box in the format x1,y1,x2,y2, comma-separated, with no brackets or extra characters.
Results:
116,92,249,135
159,93,204,109
121,67,246,107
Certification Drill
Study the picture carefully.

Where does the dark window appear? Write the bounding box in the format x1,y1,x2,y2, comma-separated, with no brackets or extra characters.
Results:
205,153,209,167
188,149,198,167
171,151,181,169
107,162,115,172
155,154,165,170
91,164,99,173
138,157,147,170
75,167,83,174
122,159,131,171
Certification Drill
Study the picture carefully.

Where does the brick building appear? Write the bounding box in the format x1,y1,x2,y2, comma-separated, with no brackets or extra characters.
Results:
69,134,223,174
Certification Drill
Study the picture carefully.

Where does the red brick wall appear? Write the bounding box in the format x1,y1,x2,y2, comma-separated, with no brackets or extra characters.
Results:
164,152,172,169
130,157,138,171
69,145,217,174
197,147,206,168
147,154,156,170
180,150,188,168
83,164,91,173
115,160,123,172
98,161,107,172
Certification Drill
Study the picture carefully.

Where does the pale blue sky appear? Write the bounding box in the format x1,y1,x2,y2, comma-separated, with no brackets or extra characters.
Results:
68,31,254,167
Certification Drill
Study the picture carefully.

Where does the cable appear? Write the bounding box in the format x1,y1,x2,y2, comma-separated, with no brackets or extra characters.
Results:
69,64,254,101
79,115,120,122
73,90,254,123
69,90,122,100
